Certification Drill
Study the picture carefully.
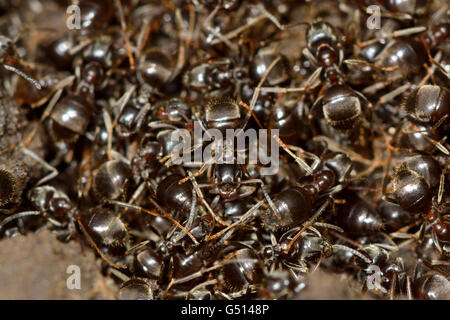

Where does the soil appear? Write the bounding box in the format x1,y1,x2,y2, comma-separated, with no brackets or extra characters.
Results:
0,229,117,299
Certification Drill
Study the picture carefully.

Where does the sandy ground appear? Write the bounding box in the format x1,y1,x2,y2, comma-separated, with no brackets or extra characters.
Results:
0,229,118,299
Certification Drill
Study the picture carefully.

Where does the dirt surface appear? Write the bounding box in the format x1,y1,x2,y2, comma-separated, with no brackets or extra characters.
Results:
0,229,117,299
295,270,373,300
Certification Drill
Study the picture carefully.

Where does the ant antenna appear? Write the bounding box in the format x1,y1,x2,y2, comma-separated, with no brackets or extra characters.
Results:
3,64,42,90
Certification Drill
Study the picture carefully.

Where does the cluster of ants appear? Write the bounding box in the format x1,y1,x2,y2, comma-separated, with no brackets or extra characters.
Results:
0,0,449,300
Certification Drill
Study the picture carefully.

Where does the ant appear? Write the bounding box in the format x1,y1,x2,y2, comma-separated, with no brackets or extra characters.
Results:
355,13,450,95
0,34,41,90
396,84,449,155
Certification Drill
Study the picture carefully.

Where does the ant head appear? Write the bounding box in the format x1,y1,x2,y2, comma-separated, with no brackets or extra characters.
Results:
0,35,14,60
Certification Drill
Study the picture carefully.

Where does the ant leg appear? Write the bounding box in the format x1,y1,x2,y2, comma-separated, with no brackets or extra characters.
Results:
313,222,344,233
186,279,217,299
438,159,449,204
332,244,372,265
405,275,413,300
171,188,197,243
169,7,191,81
305,64,323,88
134,103,152,132
363,72,404,95
306,225,322,238
239,101,263,129
313,135,373,167
161,142,204,167
259,67,321,95
210,15,267,46
207,200,265,241
418,52,442,87
103,109,114,160
344,59,398,72
202,3,238,51
237,185,257,199
136,18,151,56
111,150,131,165
283,261,309,273
38,75,76,118
431,228,443,254
129,182,146,205
328,229,363,249
275,142,322,170
390,221,422,239
238,56,282,134
259,81,319,94
187,171,229,227
389,272,397,300
109,268,130,282
124,240,151,256
308,93,324,123
178,163,210,184
148,122,179,130
302,47,318,67
114,85,136,119
175,253,259,287
431,4,449,23
401,122,450,155
163,264,223,297
273,135,314,175
285,199,332,254
375,83,410,106
21,148,58,186
0,211,41,231
68,38,93,55
254,3,286,30
240,178,278,216
77,146,93,198
372,239,398,252
356,26,426,48
114,0,135,70
420,34,450,79
41,88,63,122
110,200,199,246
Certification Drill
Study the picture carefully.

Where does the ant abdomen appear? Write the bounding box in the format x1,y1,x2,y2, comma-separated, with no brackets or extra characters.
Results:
378,199,414,232
118,278,154,300
337,193,383,236
86,207,129,247
321,85,365,133
263,187,313,232
93,160,132,202
156,174,193,216
391,164,432,213
404,85,450,127
412,273,450,300
52,96,91,134
221,248,264,292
